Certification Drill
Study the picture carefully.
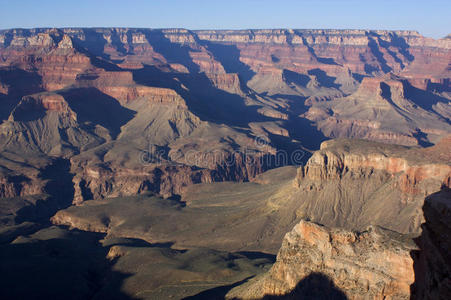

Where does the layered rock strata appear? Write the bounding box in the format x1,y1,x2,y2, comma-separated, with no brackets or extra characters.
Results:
227,220,416,299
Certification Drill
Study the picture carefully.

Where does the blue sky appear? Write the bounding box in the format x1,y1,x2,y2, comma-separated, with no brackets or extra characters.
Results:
0,0,450,39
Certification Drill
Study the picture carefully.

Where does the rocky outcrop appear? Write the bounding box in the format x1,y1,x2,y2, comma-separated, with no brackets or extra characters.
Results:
0,30,90,91
49,136,451,253
298,138,451,194
228,187,451,300
206,73,242,93
412,188,451,299
70,164,218,203
70,149,270,203
227,220,416,299
0,174,45,198
291,137,451,234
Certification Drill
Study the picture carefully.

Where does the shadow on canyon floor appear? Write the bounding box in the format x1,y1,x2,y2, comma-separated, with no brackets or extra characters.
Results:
144,30,201,73
202,40,256,88
405,83,451,117
366,34,392,73
189,272,348,300
307,69,341,89
183,277,254,300
261,273,348,300
0,227,137,300
0,68,44,121
14,158,75,225
60,87,136,139
282,69,311,88
132,64,277,128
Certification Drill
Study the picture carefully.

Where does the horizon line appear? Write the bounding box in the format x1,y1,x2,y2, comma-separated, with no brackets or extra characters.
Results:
1,26,448,40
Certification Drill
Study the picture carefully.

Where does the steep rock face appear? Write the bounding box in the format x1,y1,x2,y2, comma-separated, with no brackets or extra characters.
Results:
206,73,242,93
412,188,451,299
0,30,90,91
227,220,416,300
228,188,451,300
292,137,451,234
299,138,451,194
2,28,450,88
74,70,189,106
69,148,270,203
195,29,450,77
70,164,218,203
0,174,45,198
0,152,52,200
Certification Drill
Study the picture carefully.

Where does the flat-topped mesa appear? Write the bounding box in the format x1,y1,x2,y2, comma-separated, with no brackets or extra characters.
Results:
100,86,187,107
190,51,226,74
26,93,69,111
8,93,76,121
296,138,451,195
73,70,188,106
0,30,90,90
227,220,416,299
